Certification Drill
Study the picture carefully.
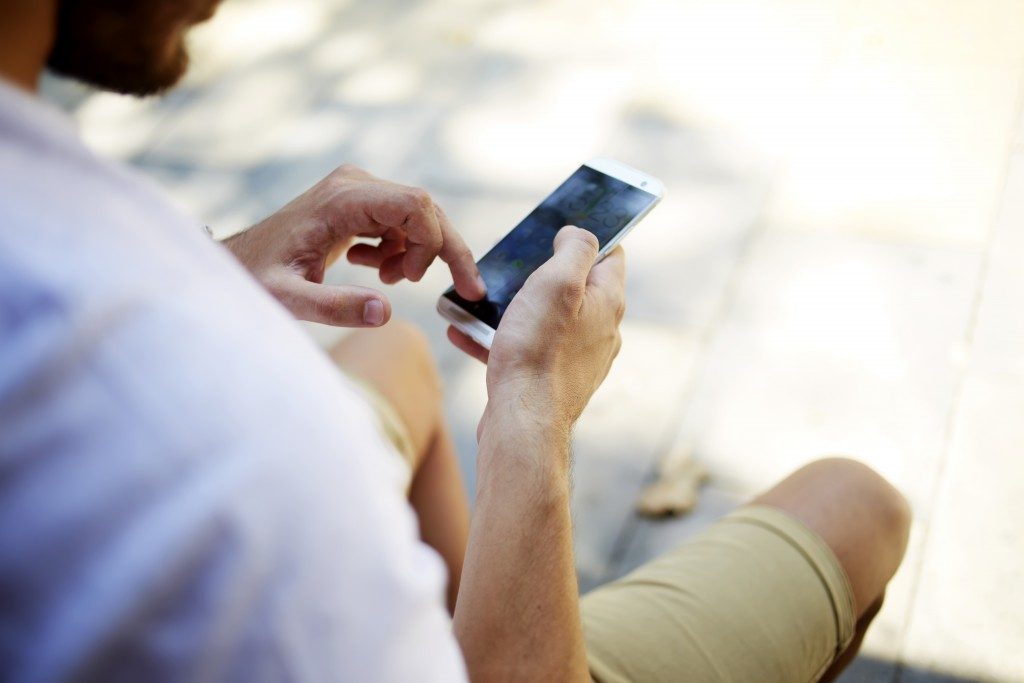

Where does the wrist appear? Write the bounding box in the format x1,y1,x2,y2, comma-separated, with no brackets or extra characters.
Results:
477,396,573,485
480,392,571,445
222,222,271,273
487,369,575,425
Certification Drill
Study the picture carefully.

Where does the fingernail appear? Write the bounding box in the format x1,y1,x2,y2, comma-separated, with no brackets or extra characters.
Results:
475,274,487,293
363,299,385,325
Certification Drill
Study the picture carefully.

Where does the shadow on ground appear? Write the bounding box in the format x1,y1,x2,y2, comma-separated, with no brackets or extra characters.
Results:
840,656,988,683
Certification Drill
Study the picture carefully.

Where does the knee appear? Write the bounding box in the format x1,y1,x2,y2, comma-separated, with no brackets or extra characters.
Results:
801,458,911,606
808,457,911,552
381,319,442,396
756,457,911,614
382,318,431,356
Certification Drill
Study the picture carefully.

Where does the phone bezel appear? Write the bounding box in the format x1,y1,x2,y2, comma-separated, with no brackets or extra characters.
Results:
437,158,665,350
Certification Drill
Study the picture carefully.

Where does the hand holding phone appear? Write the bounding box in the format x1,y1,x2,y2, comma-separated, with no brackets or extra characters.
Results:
438,158,663,349
448,226,628,430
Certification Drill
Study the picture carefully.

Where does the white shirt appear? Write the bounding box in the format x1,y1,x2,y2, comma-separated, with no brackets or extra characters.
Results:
0,79,467,683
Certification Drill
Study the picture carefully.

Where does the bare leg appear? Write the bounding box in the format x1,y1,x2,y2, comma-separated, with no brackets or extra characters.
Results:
328,321,469,613
753,458,911,680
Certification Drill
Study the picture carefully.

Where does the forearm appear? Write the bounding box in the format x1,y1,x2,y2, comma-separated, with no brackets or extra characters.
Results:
453,408,590,682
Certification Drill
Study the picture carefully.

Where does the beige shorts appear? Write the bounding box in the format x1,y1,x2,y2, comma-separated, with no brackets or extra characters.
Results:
352,378,856,681
581,505,857,683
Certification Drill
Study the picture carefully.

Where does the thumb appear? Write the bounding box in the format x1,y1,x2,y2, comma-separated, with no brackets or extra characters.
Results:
276,277,392,327
535,225,600,286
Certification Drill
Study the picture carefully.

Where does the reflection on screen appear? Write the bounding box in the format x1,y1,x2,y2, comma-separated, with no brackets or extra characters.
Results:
445,165,658,328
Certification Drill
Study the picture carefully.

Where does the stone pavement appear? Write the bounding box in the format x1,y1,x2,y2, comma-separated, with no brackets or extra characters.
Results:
45,0,1024,680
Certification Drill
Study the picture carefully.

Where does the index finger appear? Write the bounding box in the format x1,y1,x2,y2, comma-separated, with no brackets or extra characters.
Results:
435,204,486,301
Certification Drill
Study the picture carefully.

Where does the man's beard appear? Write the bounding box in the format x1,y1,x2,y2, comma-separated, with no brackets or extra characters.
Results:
46,1,213,97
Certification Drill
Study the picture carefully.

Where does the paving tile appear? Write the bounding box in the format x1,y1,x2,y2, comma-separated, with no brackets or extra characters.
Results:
39,74,189,164
137,62,328,170
862,520,928,664
184,0,342,87
606,113,776,332
622,179,768,332
897,666,987,683
133,165,254,236
665,230,982,518
900,372,1024,681
969,152,1024,380
837,656,898,683
570,324,702,587
768,0,1024,248
532,0,859,160
418,71,630,197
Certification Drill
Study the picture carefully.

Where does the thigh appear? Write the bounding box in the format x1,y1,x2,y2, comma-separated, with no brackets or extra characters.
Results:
580,505,857,683
327,321,442,462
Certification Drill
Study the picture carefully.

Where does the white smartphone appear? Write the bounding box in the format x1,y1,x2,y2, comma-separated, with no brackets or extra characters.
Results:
437,157,664,349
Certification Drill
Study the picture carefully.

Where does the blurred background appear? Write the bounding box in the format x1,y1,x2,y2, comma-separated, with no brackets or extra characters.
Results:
43,0,1024,680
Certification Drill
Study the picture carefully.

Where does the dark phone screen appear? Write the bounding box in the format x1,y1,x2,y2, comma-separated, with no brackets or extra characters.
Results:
445,165,658,329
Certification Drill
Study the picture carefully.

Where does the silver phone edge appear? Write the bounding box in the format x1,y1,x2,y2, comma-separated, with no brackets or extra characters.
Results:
436,297,496,349
595,195,661,261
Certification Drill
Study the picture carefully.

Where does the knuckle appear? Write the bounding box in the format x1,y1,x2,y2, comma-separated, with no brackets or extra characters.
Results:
333,163,362,178
417,233,443,255
608,285,626,319
558,279,586,308
549,269,584,296
408,187,433,210
452,243,473,262
315,295,346,324
533,272,573,308
575,228,599,252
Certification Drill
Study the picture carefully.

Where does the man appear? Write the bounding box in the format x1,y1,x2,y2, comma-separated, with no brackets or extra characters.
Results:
0,1,911,681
